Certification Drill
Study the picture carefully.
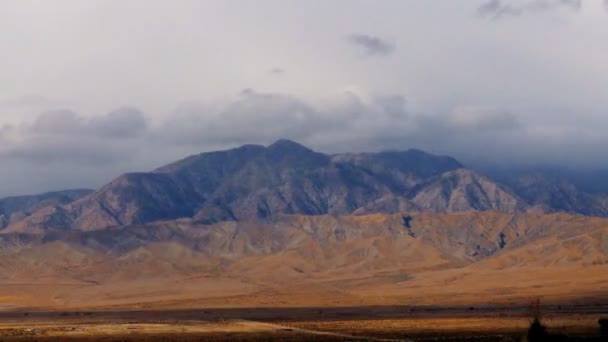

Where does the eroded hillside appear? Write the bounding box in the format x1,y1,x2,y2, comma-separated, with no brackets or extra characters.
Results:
1,212,607,309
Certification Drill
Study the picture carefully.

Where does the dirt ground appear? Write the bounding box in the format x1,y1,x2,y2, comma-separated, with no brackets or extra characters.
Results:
0,305,606,341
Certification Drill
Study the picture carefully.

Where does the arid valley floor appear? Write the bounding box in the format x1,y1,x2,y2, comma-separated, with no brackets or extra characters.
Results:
2,213,608,340
3,145,608,340
0,305,606,341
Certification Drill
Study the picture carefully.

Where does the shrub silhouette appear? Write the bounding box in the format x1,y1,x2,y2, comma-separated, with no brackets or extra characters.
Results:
600,318,608,337
527,317,549,342
526,298,547,341
525,298,582,341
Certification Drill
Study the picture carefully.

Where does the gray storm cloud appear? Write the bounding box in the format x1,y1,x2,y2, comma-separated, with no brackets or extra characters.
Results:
346,34,395,56
478,0,582,19
3,91,518,165
29,107,146,139
1,108,147,164
1,89,607,196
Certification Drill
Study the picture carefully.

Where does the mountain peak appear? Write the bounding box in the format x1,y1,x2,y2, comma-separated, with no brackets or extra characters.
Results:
267,139,311,152
264,139,327,166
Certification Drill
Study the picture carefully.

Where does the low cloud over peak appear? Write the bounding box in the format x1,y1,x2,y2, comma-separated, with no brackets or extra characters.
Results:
1,89,608,196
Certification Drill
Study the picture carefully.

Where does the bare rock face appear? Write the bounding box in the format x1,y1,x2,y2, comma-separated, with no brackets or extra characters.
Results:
0,189,92,231
69,173,201,231
2,212,608,276
491,169,608,217
1,211,608,309
410,169,528,213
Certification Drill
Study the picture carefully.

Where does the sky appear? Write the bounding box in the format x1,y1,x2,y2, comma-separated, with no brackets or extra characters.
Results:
1,0,608,196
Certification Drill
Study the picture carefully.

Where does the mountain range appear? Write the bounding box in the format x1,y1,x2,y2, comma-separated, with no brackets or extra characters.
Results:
2,139,607,234
2,140,608,309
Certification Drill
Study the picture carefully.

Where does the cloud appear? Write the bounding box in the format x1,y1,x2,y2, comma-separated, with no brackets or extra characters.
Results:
269,67,285,75
0,95,57,108
346,34,395,56
161,90,338,147
0,1,607,197
0,108,147,165
157,90,608,170
445,106,520,131
90,107,147,138
2,89,608,197
1,90,589,173
29,107,146,139
156,90,523,157
478,0,582,19
0,125,10,146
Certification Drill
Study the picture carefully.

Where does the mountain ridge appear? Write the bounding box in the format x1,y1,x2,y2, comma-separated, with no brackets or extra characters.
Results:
2,140,608,309
0,189,93,230
2,139,608,233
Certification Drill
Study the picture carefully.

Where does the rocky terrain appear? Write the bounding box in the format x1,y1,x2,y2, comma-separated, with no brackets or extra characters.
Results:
1,141,608,310
486,167,608,217
1,211,608,309
0,140,552,233
0,189,93,230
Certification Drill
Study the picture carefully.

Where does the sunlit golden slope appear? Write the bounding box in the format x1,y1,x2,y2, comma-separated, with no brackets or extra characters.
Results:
1,211,608,309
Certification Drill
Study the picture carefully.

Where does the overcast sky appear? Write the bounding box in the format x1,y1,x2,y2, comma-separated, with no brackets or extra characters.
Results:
1,0,608,196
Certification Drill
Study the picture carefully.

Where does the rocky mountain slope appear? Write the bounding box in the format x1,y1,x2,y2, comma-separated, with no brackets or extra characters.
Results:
4,140,608,234
0,189,92,230
1,211,607,308
5,211,605,270
2,140,534,233
488,168,608,217
2,141,608,309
